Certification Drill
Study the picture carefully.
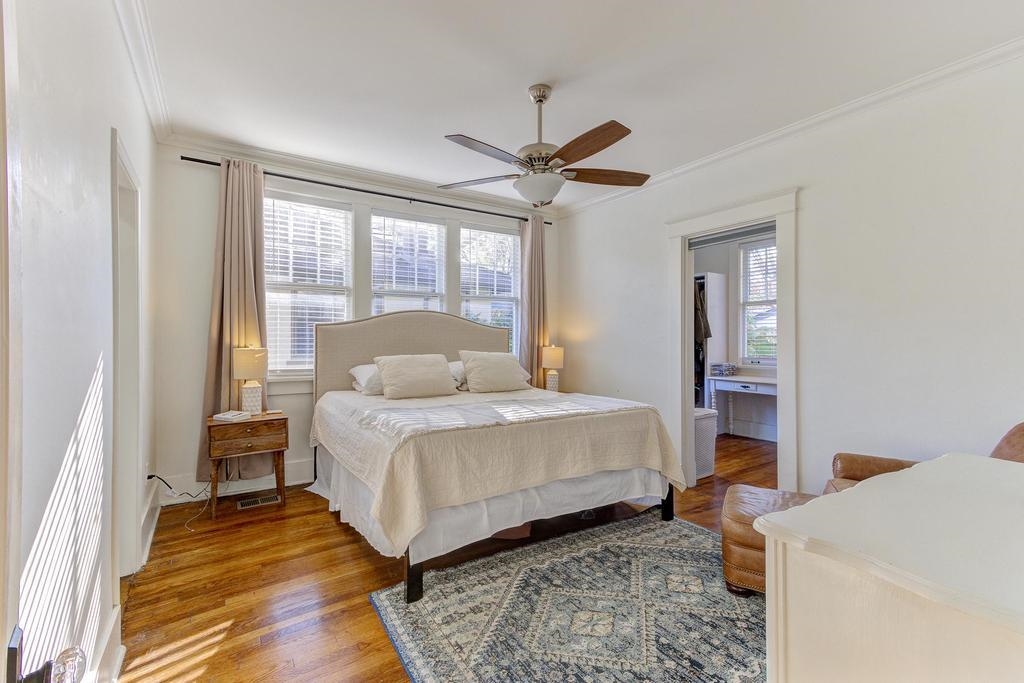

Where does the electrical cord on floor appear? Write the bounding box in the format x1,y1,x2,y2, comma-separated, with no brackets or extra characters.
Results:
148,474,207,499
183,483,212,532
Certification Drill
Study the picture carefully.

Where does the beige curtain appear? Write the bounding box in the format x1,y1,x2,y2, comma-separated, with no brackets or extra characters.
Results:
519,215,548,387
196,159,274,481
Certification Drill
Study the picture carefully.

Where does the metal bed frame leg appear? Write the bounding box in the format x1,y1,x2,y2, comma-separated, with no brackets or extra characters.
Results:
313,445,318,481
661,483,675,521
405,552,423,603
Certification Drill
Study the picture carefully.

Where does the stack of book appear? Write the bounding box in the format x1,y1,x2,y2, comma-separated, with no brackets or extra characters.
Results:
710,363,737,377
212,410,251,422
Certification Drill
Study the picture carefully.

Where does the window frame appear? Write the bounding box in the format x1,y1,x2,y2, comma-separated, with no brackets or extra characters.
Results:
370,209,447,315
458,222,522,353
738,237,778,367
263,189,355,378
262,178,525,380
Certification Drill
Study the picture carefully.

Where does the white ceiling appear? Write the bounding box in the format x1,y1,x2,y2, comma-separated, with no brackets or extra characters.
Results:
144,0,1024,209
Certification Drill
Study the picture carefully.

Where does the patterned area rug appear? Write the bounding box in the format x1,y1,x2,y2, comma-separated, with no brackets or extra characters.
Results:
371,512,766,682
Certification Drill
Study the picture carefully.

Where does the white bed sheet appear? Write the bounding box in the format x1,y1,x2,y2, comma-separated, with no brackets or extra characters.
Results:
309,387,682,553
309,444,666,564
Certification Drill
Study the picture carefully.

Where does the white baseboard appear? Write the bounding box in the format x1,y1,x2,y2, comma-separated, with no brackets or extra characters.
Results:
158,457,314,506
139,481,160,565
731,420,778,442
85,606,123,683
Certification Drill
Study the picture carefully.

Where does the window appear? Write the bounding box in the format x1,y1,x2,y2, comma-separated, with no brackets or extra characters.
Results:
740,238,777,365
371,212,445,314
460,225,520,352
264,195,353,374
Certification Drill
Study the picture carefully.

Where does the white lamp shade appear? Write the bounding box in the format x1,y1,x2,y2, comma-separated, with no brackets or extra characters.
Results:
513,172,565,204
541,346,564,369
232,347,268,380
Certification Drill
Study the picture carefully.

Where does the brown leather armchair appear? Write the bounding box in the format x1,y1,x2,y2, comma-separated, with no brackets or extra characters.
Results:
823,421,1024,494
722,421,1024,595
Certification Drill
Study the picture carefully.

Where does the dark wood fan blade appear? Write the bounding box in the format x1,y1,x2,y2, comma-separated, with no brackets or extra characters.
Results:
562,168,650,186
445,134,527,168
548,121,631,167
437,174,521,190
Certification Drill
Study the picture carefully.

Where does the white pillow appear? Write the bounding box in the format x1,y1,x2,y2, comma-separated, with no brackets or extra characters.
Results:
459,350,532,393
449,361,467,389
349,363,383,395
374,354,458,399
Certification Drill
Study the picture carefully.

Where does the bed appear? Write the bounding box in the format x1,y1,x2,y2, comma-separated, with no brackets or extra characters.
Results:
308,311,685,602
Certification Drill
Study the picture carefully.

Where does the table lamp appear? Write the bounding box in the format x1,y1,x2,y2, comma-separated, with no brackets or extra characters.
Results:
541,346,564,392
232,347,268,414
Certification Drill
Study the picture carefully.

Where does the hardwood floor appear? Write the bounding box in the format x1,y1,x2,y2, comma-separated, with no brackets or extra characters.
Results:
120,435,775,682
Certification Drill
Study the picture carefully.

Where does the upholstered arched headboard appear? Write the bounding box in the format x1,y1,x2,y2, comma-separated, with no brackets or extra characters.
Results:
313,310,511,402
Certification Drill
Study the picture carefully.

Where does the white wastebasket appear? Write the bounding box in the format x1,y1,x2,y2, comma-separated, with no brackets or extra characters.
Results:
694,408,719,479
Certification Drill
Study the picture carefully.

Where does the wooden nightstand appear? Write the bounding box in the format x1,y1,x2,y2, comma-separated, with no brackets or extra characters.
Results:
206,413,289,519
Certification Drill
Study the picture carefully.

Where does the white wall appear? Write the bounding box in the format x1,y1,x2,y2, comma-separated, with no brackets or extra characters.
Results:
152,144,560,500
557,54,1024,493
15,0,156,677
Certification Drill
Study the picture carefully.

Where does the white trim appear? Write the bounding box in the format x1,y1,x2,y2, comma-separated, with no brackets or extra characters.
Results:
111,0,170,139
266,377,313,394
560,35,1024,219
1,0,21,639
667,190,798,491
112,129,145,581
164,136,554,222
139,481,159,566
157,457,315,505
667,190,796,238
738,237,778,367
86,606,124,683
264,186,353,213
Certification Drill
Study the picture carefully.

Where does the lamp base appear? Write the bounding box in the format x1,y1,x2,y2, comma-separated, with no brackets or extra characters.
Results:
545,369,559,393
241,380,263,415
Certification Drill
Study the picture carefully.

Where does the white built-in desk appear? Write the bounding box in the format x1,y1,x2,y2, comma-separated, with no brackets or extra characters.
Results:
755,454,1024,682
707,374,776,434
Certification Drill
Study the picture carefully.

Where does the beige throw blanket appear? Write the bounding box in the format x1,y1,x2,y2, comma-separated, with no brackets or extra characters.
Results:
311,389,684,553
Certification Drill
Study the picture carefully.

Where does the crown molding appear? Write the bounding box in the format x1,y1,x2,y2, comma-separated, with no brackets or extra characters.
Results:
113,0,172,139
162,132,556,221
557,34,1024,220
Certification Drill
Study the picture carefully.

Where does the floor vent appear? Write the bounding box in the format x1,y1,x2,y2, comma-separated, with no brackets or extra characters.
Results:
237,494,281,510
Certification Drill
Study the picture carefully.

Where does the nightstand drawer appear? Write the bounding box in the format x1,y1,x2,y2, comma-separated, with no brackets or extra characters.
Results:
209,418,287,442
210,433,288,458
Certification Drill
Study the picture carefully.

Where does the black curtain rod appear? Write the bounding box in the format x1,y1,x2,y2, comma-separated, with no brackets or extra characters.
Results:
180,155,553,225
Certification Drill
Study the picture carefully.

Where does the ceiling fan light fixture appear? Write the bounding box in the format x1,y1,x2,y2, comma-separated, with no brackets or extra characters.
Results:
513,172,565,205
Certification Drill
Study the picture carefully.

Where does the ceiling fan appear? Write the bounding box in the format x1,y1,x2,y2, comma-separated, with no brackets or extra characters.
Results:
439,84,650,207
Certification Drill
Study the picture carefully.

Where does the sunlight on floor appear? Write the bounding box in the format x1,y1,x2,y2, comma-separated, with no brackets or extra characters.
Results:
119,620,231,682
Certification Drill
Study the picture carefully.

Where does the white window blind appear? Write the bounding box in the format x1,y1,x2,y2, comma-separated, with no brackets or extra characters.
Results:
264,196,353,373
460,225,520,352
740,238,777,365
371,212,445,314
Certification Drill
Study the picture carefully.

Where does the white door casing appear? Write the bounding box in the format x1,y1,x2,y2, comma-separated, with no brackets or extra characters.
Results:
666,190,799,491
0,0,21,642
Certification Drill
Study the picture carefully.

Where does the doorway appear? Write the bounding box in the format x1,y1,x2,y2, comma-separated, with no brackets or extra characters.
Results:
692,224,778,490
666,191,798,492
111,130,147,579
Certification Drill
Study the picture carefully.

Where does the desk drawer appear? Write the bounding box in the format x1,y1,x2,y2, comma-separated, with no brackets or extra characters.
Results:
210,433,287,458
715,380,760,394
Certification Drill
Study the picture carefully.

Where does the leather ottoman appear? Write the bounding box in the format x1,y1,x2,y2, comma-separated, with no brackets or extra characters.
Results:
721,484,816,595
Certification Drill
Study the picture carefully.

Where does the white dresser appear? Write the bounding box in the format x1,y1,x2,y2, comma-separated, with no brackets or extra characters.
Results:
755,454,1024,682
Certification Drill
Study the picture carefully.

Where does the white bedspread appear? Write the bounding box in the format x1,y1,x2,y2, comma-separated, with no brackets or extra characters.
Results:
310,388,683,553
